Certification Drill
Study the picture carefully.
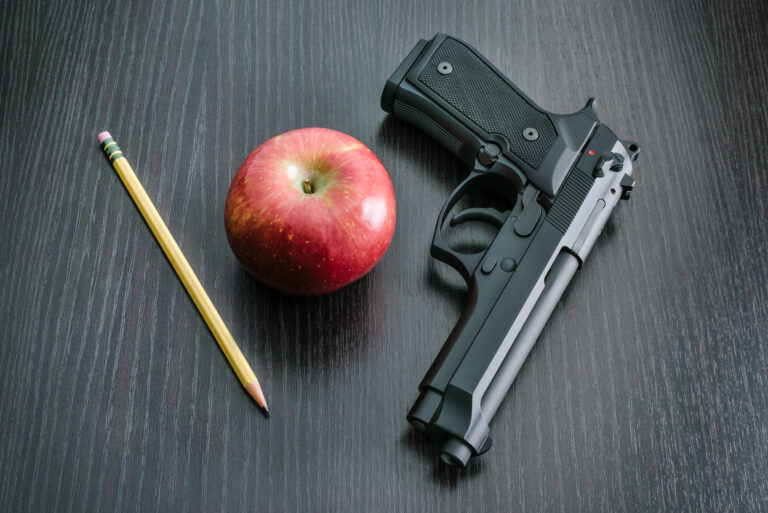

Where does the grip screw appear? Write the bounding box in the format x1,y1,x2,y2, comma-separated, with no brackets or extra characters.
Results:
523,127,538,141
438,62,453,75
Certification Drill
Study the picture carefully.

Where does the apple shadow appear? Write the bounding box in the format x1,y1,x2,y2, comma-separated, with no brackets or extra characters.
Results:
232,260,386,374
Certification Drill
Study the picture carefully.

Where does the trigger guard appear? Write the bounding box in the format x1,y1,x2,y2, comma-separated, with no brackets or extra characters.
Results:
430,242,484,284
450,207,510,229
431,168,519,282
431,172,486,282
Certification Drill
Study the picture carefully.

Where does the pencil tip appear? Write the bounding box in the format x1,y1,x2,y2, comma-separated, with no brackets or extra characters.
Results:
246,381,269,413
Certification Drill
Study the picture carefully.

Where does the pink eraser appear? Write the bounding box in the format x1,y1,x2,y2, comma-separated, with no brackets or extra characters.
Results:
97,131,112,143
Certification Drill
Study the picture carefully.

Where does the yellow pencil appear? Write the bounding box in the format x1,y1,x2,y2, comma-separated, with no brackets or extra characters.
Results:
98,131,268,415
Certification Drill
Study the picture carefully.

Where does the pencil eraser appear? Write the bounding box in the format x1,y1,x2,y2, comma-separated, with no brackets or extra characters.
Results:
97,131,112,143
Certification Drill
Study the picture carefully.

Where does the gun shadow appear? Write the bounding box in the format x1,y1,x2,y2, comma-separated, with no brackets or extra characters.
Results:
375,116,482,306
375,115,466,190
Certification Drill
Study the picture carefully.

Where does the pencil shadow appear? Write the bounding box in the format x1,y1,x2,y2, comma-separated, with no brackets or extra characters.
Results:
399,428,486,486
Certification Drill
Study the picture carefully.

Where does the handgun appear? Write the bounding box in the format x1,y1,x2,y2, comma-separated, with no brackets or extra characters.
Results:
381,34,639,467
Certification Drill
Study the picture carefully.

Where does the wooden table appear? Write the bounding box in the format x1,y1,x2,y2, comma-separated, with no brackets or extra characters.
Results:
2,1,767,511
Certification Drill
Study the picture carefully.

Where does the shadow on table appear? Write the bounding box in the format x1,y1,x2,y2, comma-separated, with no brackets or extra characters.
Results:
376,116,471,307
400,428,486,486
233,261,386,373
375,116,465,192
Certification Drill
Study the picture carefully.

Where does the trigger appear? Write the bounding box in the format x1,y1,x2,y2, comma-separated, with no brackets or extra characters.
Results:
450,207,510,229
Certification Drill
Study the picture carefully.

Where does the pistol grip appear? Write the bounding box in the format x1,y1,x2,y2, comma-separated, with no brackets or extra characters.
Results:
382,34,599,196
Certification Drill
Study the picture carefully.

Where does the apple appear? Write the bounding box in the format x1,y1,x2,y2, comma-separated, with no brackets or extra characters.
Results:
224,127,396,295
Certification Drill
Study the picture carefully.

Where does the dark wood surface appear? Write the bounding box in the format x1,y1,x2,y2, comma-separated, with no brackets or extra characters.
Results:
2,0,768,511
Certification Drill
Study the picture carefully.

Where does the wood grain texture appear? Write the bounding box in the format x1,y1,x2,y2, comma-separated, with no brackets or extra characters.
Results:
1,0,767,511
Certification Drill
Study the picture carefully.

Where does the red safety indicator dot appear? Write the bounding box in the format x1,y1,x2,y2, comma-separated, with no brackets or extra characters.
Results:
588,149,596,156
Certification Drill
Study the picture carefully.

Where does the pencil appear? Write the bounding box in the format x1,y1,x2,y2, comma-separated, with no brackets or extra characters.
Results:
98,131,268,415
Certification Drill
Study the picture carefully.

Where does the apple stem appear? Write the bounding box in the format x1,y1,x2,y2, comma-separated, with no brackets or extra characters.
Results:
302,179,313,194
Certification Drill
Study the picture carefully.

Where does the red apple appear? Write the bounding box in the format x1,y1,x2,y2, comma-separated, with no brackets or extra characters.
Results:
224,127,396,295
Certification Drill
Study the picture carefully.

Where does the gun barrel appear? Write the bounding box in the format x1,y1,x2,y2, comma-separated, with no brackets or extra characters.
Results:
436,251,579,467
482,250,579,419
